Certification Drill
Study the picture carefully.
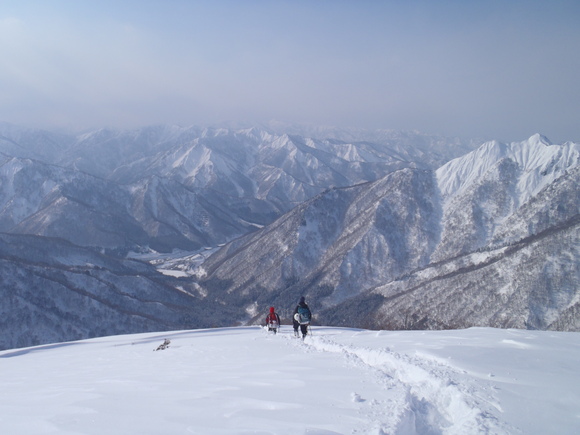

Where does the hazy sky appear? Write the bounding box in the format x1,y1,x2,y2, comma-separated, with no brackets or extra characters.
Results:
1,0,579,143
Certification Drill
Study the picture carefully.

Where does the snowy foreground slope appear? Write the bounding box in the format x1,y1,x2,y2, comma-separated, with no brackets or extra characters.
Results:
1,327,579,435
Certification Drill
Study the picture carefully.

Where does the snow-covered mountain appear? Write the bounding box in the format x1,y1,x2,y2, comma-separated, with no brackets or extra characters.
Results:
0,156,150,250
0,121,578,350
434,134,579,258
1,123,468,254
1,326,579,434
195,135,580,331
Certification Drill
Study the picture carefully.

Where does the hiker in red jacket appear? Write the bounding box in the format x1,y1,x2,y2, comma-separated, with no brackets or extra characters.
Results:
265,306,281,334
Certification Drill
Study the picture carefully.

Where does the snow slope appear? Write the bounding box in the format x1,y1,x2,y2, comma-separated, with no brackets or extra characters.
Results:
1,327,578,434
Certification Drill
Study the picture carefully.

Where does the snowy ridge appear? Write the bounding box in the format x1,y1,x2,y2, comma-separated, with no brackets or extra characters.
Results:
432,135,580,261
1,326,578,434
436,134,580,204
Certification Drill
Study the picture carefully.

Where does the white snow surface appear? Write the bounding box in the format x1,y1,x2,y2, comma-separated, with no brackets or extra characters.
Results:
1,326,579,435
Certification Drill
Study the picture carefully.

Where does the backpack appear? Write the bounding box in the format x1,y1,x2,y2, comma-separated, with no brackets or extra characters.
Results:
267,313,279,328
297,306,311,324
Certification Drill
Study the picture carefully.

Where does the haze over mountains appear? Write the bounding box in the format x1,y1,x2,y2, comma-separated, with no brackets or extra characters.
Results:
0,122,578,350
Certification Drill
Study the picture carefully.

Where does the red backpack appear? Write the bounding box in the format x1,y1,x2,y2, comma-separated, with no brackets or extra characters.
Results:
266,307,279,327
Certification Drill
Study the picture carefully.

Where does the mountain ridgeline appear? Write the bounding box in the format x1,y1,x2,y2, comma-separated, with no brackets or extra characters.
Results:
0,122,578,350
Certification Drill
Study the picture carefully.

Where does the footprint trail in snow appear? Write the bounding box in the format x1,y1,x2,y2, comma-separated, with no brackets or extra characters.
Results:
287,328,515,434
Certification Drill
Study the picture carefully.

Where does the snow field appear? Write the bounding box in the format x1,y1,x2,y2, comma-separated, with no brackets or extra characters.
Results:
0,327,399,434
1,326,579,434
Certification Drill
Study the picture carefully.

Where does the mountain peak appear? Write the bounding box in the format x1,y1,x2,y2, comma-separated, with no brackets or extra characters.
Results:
526,133,552,146
436,133,577,201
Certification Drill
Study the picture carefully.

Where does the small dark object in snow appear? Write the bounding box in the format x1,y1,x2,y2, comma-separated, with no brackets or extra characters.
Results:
154,339,171,351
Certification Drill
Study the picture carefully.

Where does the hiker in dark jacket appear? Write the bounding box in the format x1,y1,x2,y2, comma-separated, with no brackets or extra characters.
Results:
293,296,312,339
265,306,281,334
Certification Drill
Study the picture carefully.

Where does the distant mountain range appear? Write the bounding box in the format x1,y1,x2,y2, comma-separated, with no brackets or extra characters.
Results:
0,122,578,350
0,123,477,254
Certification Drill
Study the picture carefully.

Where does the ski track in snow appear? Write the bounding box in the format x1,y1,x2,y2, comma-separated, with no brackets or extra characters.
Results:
290,330,512,435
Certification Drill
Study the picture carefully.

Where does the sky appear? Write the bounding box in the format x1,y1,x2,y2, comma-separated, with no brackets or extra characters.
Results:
1,0,579,143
